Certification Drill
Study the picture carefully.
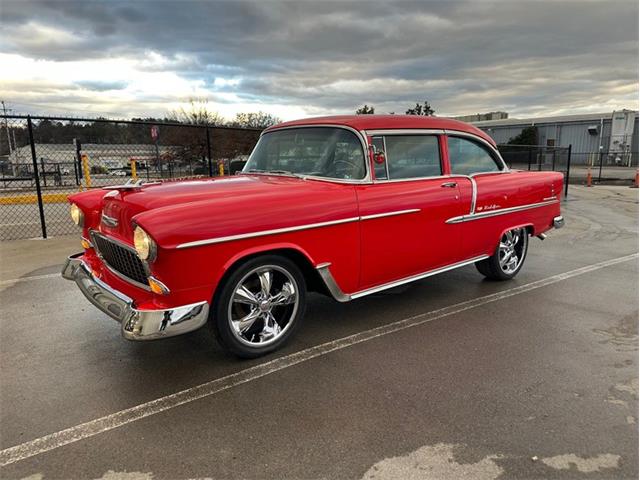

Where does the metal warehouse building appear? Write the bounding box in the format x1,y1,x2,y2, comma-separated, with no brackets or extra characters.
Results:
473,110,638,166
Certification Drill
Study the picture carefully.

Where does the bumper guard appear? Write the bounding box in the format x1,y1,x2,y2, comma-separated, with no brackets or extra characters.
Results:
62,254,209,341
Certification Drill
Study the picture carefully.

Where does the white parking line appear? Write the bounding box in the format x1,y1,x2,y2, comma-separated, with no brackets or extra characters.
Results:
0,252,637,467
0,272,61,287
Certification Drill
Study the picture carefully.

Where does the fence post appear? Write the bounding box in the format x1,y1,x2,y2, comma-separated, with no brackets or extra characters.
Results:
564,144,572,199
81,153,91,188
206,127,213,177
27,116,47,239
527,148,532,171
130,158,137,181
598,150,604,183
40,157,47,187
74,138,82,187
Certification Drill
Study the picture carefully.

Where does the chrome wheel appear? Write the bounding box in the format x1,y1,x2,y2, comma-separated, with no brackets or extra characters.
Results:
498,228,527,275
228,265,299,347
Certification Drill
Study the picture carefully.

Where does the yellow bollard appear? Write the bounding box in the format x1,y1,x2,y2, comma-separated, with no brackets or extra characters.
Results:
81,153,91,188
218,162,224,176
130,158,137,181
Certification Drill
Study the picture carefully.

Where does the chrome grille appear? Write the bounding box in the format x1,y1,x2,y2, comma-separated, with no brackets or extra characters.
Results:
91,232,148,287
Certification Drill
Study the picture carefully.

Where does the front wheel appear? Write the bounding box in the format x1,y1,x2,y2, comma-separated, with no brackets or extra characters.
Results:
211,255,306,358
475,227,529,281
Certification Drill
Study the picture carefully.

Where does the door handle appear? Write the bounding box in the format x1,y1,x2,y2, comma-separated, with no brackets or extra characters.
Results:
441,182,457,188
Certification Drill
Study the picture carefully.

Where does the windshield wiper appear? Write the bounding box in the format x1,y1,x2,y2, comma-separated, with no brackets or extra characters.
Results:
244,169,301,177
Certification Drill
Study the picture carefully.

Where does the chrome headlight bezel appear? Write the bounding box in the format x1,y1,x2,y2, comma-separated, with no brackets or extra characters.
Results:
70,203,84,227
133,226,157,262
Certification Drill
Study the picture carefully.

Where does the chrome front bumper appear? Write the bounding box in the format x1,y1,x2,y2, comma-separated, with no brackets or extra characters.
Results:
62,254,209,341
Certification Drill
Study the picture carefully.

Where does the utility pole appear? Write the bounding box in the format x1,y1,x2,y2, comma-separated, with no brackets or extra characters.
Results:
1,101,12,154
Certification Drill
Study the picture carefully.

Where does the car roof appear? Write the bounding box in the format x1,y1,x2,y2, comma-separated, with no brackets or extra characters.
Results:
265,115,496,146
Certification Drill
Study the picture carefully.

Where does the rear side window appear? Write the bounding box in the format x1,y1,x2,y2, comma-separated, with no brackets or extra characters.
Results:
448,136,502,175
373,135,441,180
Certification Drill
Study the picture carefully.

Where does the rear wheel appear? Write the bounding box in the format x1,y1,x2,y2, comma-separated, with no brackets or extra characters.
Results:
475,227,529,281
211,255,306,358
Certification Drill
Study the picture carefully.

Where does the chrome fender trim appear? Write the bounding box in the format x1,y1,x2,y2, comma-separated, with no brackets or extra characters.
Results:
176,210,421,250
316,255,489,303
316,262,351,303
446,199,559,224
176,217,360,249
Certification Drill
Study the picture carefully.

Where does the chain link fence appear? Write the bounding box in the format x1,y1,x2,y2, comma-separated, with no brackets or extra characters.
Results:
0,115,261,240
498,144,638,190
497,144,572,197
2,117,637,241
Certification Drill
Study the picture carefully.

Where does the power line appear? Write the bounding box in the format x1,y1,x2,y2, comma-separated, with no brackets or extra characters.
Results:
6,100,126,118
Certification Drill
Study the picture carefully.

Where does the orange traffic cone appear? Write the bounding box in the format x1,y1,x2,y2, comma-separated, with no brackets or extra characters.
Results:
632,169,639,189
586,167,593,187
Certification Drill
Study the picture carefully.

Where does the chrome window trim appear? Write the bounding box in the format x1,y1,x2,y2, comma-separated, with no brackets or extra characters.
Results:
371,175,449,184
445,199,559,224
360,209,421,221
364,129,445,136
316,255,490,303
176,216,361,249
444,130,510,172
247,124,372,184
381,135,391,180
368,131,444,182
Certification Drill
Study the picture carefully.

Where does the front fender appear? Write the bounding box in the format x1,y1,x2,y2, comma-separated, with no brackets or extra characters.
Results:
221,242,317,273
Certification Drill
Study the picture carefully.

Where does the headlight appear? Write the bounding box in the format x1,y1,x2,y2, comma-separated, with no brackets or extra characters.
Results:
133,226,156,261
70,203,84,227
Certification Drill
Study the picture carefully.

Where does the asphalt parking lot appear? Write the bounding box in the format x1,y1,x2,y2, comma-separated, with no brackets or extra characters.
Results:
0,185,637,479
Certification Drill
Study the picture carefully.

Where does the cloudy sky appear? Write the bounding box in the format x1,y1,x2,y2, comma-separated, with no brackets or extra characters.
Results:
1,0,638,121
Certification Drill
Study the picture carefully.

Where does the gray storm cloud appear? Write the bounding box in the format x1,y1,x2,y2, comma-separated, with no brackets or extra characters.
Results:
0,0,637,118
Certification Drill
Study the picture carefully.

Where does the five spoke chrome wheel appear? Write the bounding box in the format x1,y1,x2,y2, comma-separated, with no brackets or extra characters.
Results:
498,228,526,275
228,265,299,347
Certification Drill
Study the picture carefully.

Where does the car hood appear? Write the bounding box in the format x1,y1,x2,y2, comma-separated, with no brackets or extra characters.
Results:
97,174,358,244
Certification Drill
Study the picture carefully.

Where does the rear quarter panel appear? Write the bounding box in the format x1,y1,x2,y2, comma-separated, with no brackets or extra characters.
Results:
461,170,563,258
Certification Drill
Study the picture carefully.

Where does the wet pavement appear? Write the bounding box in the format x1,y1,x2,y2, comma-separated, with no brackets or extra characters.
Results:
0,185,637,479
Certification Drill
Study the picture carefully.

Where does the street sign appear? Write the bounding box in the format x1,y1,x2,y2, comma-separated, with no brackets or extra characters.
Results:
151,125,159,140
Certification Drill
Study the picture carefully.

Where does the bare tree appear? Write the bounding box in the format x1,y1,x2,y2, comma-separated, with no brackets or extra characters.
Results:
355,104,375,115
405,101,435,116
168,98,226,126
229,112,281,129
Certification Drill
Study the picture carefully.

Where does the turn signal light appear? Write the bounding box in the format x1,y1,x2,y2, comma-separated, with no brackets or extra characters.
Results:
148,276,169,295
81,238,92,249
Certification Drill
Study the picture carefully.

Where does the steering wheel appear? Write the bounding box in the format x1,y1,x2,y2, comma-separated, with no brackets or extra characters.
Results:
327,159,361,178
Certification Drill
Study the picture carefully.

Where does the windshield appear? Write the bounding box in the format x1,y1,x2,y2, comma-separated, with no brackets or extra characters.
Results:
243,127,366,180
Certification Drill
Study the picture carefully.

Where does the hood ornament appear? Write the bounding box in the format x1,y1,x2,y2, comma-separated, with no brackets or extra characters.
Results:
103,179,145,190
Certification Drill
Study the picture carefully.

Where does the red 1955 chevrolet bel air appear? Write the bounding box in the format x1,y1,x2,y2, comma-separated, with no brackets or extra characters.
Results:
62,115,564,357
